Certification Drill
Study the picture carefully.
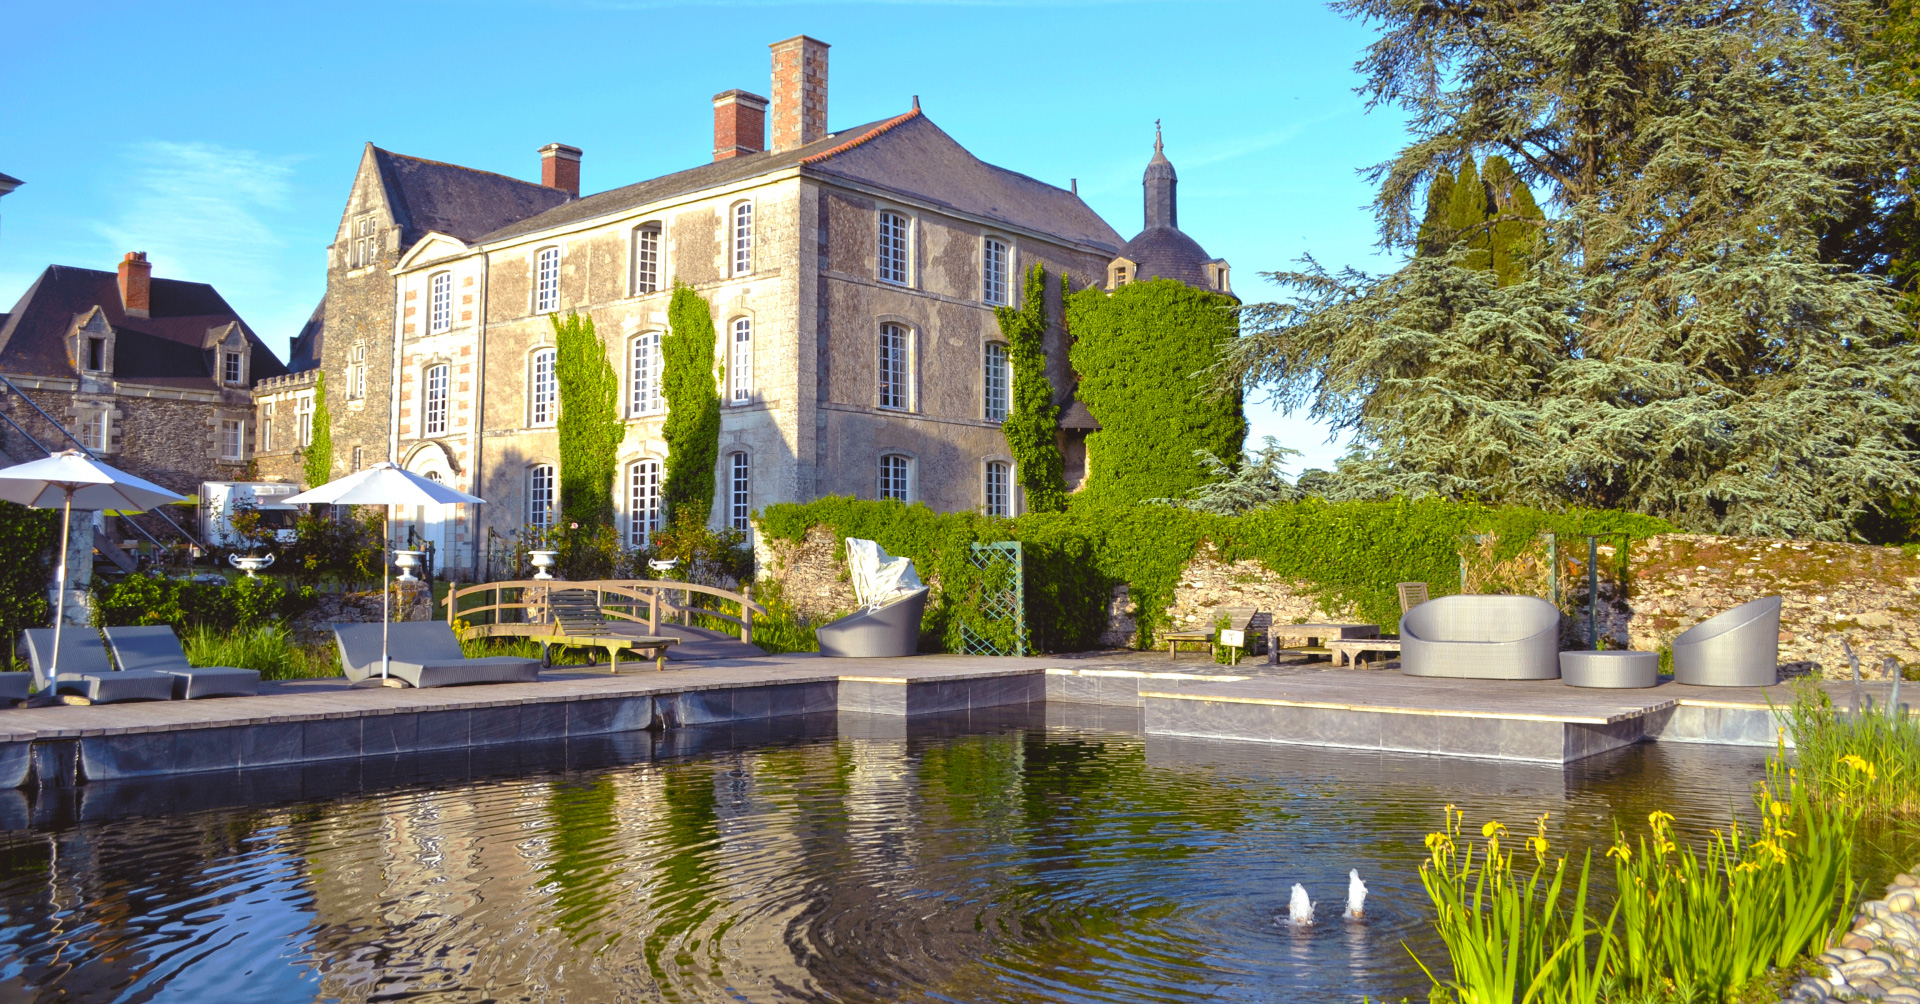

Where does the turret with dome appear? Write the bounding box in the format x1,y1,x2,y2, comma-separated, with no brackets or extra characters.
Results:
1107,123,1232,296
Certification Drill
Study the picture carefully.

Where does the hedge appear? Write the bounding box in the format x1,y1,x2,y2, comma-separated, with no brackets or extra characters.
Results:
757,496,1674,654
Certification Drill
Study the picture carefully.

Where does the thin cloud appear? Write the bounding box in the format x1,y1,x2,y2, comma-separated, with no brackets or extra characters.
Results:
93,141,296,300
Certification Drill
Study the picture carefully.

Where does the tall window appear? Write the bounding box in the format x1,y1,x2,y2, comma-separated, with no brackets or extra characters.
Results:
423,364,449,436
348,344,368,400
983,237,1009,305
352,216,378,268
223,350,243,386
535,246,560,313
630,331,664,415
529,348,557,426
985,461,1011,517
729,452,751,531
878,323,911,411
82,409,109,453
260,402,274,452
429,272,452,332
220,419,244,460
631,224,660,294
879,454,910,502
731,202,753,275
730,318,752,403
527,465,555,528
983,342,1010,422
628,458,661,546
295,394,314,446
878,211,909,284
351,446,364,471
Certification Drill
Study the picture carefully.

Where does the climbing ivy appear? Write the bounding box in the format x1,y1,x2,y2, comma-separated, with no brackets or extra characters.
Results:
552,311,625,526
759,496,1673,653
662,283,721,526
1066,278,1246,507
303,372,333,488
994,264,1068,513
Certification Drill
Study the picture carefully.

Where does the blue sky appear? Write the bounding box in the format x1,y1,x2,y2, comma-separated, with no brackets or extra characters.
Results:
0,0,1405,473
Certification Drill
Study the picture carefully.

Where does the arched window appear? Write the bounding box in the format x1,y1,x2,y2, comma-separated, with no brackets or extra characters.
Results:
878,323,912,411
878,211,910,284
729,317,752,403
879,453,911,502
535,246,561,312
528,348,557,427
423,363,449,436
985,461,1011,517
983,237,1010,305
631,223,661,294
983,342,1010,422
630,331,663,416
527,464,555,529
728,452,751,531
731,202,753,275
429,271,452,332
628,458,661,546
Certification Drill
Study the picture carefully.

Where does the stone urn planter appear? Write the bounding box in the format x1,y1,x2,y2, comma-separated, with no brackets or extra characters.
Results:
227,553,275,578
393,550,425,582
529,550,559,580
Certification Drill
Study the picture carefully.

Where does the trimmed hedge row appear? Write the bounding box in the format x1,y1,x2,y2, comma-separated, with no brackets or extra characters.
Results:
757,497,1673,654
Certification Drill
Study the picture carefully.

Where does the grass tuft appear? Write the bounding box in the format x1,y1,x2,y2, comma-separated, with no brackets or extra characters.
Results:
182,624,340,680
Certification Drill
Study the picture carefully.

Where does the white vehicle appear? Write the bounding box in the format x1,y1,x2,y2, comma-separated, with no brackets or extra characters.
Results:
199,481,300,547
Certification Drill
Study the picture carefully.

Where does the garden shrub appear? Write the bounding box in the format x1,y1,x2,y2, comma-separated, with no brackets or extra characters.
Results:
662,283,721,525
553,311,625,527
758,496,1672,653
0,501,57,664
94,573,314,632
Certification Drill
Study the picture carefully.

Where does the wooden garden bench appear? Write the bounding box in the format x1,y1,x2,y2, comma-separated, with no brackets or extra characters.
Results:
544,588,679,672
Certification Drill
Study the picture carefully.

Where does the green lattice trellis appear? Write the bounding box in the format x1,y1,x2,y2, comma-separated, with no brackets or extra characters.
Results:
960,541,1025,656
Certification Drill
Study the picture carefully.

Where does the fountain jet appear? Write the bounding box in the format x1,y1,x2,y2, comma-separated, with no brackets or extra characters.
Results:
1347,869,1367,918
1288,883,1314,926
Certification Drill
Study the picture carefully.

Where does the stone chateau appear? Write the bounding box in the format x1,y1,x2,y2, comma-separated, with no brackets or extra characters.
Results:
270,35,1231,579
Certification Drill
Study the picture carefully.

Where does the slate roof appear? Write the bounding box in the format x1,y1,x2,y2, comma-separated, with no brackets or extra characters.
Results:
285,299,324,373
478,110,1123,254
0,172,20,189
370,147,572,246
0,265,289,389
1120,226,1222,291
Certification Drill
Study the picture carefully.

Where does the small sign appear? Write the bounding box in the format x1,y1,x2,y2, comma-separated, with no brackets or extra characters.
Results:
1218,629,1245,648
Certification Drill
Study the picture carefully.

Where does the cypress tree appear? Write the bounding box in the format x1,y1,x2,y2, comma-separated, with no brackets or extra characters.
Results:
661,283,721,526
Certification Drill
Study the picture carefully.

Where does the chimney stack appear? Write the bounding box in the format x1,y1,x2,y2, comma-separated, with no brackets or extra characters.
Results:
539,143,582,197
712,90,769,161
769,36,829,153
117,252,151,318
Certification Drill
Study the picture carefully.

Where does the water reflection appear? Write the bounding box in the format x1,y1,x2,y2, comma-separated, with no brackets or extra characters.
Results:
0,709,1797,1003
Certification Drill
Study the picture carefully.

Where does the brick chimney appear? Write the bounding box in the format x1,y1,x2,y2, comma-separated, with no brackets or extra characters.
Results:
712,90,769,161
539,143,582,197
117,252,151,318
769,36,829,153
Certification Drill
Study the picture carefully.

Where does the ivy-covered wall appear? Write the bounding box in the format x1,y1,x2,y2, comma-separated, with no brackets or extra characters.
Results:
758,496,1673,654
303,372,332,488
1066,278,1247,506
552,311,624,525
995,265,1068,513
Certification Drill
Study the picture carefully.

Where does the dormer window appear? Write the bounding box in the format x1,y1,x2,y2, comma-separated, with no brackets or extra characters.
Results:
223,350,244,386
1207,261,1232,293
86,338,105,372
1108,260,1134,289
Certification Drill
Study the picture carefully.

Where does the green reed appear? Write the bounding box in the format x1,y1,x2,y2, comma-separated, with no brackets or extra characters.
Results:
1785,675,1920,816
182,624,340,680
1416,756,1859,1004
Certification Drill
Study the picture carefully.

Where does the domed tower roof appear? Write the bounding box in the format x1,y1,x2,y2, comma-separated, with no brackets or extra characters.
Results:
1112,122,1232,296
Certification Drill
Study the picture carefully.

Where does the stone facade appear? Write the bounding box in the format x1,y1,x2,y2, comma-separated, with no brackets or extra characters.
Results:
250,369,317,484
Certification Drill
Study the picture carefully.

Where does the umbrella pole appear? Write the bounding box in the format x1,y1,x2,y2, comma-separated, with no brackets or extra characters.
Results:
382,503,391,681
50,489,72,684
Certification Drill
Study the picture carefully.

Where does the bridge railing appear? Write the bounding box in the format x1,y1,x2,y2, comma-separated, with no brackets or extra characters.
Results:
446,579,767,646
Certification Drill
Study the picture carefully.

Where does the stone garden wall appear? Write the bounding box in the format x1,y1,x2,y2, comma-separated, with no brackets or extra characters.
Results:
758,527,1920,678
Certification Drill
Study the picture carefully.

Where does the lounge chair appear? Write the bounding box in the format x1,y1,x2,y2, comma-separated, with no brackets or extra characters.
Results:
102,625,260,699
817,587,929,658
333,621,541,688
1672,596,1781,687
20,627,175,703
1399,594,1561,680
544,588,678,671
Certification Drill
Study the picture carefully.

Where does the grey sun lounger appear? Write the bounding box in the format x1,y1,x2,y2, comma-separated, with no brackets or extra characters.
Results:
102,625,260,699
333,622,542,688
817,587,929,658
20,628,175,703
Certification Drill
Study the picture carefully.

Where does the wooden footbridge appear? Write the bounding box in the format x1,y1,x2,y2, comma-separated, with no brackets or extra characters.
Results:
447,579,770,663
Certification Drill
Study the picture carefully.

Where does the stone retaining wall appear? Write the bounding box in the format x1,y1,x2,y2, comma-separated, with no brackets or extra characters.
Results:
758,528,1920,677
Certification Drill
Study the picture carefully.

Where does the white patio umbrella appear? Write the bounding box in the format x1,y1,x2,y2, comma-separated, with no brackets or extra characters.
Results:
285,463,484,683
0,450,187,682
